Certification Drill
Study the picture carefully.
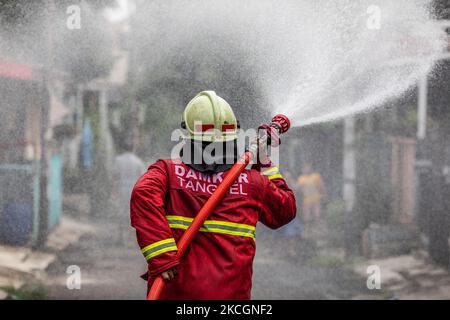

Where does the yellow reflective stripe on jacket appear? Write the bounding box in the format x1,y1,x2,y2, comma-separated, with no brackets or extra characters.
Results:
262,167,279,176
141,238,177,260
262,167,284,180
203,219,255,231
268,173,283,180
165,215,256,240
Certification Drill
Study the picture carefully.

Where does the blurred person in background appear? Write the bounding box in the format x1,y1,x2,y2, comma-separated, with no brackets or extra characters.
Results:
112,137,146,245
297,164,326,224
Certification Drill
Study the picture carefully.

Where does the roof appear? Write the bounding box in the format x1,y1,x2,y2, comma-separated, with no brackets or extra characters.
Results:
0,60,33,81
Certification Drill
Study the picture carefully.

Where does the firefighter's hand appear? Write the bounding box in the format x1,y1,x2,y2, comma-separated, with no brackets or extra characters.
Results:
161,267,178,282
257,138,271,166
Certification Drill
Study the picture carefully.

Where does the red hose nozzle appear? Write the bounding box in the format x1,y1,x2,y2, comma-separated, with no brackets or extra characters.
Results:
271,114,291,134
258,114,291,147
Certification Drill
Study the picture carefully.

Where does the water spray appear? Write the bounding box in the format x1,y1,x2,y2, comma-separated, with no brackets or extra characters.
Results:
147,114,291,300
139,0,446,128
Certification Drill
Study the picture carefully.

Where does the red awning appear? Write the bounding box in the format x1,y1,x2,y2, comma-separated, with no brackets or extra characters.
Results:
0,60,33,80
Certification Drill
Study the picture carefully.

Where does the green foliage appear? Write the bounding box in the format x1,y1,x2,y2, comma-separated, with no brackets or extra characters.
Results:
0,0,116,83
355,132,392,225
0,1,44,26
326,198,346,226
308,254,346,268
433,0,450,19
141,93,184,157
63,167,84,194
325,198,346,247
54,2,115,82
132,59,266,158
129,4,269,158
0,284,48,300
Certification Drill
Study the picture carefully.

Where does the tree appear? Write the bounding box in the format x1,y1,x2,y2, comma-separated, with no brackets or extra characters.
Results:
434,0,450,19
128,1,268,158
0,0,117,83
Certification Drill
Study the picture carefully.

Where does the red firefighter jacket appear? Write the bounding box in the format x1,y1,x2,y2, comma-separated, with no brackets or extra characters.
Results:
130,158,296,300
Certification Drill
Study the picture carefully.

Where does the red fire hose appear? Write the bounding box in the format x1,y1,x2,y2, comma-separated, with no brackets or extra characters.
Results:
147,114,290,300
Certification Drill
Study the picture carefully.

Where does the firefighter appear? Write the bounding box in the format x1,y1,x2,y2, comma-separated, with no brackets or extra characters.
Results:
130,91,296,299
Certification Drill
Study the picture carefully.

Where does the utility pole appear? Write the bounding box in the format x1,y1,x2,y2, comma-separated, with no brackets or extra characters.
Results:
343,116,356,255
35,0,55,248
98,86,114,175
417,75,428,140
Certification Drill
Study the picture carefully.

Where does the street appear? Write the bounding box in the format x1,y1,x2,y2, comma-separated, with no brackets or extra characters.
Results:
44,219,146,300
40,218,369,300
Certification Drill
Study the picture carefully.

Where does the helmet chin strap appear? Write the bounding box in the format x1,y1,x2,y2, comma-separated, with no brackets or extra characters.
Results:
180,139,238,173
